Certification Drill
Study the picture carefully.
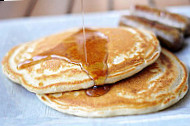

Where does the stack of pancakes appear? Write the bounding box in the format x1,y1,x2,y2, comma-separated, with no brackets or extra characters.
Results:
2,27,188,117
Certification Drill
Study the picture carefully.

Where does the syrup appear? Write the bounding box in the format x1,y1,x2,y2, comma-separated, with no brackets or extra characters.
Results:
18,28,108,86
86,85,112,97
18,0,111,97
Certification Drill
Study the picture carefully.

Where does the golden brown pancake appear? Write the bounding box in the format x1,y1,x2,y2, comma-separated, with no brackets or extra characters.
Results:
37,49,188,117
2,27,160,94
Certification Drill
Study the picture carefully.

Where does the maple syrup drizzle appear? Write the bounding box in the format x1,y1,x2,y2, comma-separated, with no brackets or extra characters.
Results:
81,0,87,63
80,0,111,97
17,0,111,97
17,28,109,93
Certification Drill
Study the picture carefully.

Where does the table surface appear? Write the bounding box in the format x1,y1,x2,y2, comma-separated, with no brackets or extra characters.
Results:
0,6,190,126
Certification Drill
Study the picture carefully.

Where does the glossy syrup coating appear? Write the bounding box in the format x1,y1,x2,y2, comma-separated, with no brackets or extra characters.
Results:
17,28,110,96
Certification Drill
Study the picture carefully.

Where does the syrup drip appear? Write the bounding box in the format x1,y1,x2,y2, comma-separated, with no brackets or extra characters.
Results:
80,0,112,97
86,85,112,97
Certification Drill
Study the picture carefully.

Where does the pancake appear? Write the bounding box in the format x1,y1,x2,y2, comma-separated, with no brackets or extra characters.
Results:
2,27,160,94
37,49,188,117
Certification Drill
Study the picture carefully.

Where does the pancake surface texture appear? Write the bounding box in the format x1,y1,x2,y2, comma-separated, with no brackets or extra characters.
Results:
2,27,160,94
37,49,188,117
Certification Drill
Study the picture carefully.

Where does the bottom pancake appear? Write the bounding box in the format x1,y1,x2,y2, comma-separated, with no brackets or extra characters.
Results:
37,49,188,117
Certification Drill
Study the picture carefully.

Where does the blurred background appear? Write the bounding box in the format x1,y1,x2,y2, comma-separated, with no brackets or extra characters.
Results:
0,0,190,20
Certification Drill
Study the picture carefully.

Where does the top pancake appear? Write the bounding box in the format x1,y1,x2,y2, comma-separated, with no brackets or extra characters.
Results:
2,27,161,94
